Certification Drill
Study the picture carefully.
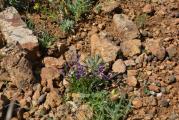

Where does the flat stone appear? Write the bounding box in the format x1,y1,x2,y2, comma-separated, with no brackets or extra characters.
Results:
143,4,154,14
145,38,166,60
132,98,142,109
112,59,126,73
64,45,77,63
127,70,138,76
113,14,140,41
121,39,141,57
91,33,120,62
101,1,120,13
43,56,65,69
148,84,160,92
124,59,136,66
0,7,39,58
126,76,138,87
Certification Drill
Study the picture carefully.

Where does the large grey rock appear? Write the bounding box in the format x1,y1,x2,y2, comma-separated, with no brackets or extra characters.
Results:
0,7,39,58
113,14,140,41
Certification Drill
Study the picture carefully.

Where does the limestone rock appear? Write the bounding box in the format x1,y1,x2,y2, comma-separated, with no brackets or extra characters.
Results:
127,70,138,77
0,44,34,90
40,67,60,88
145,38,166,60
124,59,136,66
126,76,138,87
64,45,77,63
113,14,140,41
132,98,143,109
91,33,120,62
112,59,126,73
0,7,39,58
120,39,141,57
101,1,120,13
143,4,154,14
43,56,65,69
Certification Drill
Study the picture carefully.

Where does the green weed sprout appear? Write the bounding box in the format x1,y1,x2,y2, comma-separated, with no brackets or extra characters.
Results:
66,55,131,120
67,0,92,21
38,31,55,49
85,55,103,73
25,19,35,30
60,19,74,33
59,0,93,33
6,0,30,10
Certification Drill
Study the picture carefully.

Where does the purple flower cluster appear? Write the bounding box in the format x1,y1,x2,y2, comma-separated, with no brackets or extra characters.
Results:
62,54,112,81
96,64,111,80
63,54,87,79
73,63,86,79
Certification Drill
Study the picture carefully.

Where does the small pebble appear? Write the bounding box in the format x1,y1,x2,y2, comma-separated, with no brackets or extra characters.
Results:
161,100,170,107
132,98,143,109
160,87,168,94
165,75,176,84
38,93,47,105
156,93,162,97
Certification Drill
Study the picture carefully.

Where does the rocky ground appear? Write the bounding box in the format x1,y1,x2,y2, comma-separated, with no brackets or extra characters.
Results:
0,0,179,120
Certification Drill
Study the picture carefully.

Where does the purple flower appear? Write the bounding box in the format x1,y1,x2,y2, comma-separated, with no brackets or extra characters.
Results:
98,64,105,73
31,0,35,2
73,63,86,79
94,64,108,80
